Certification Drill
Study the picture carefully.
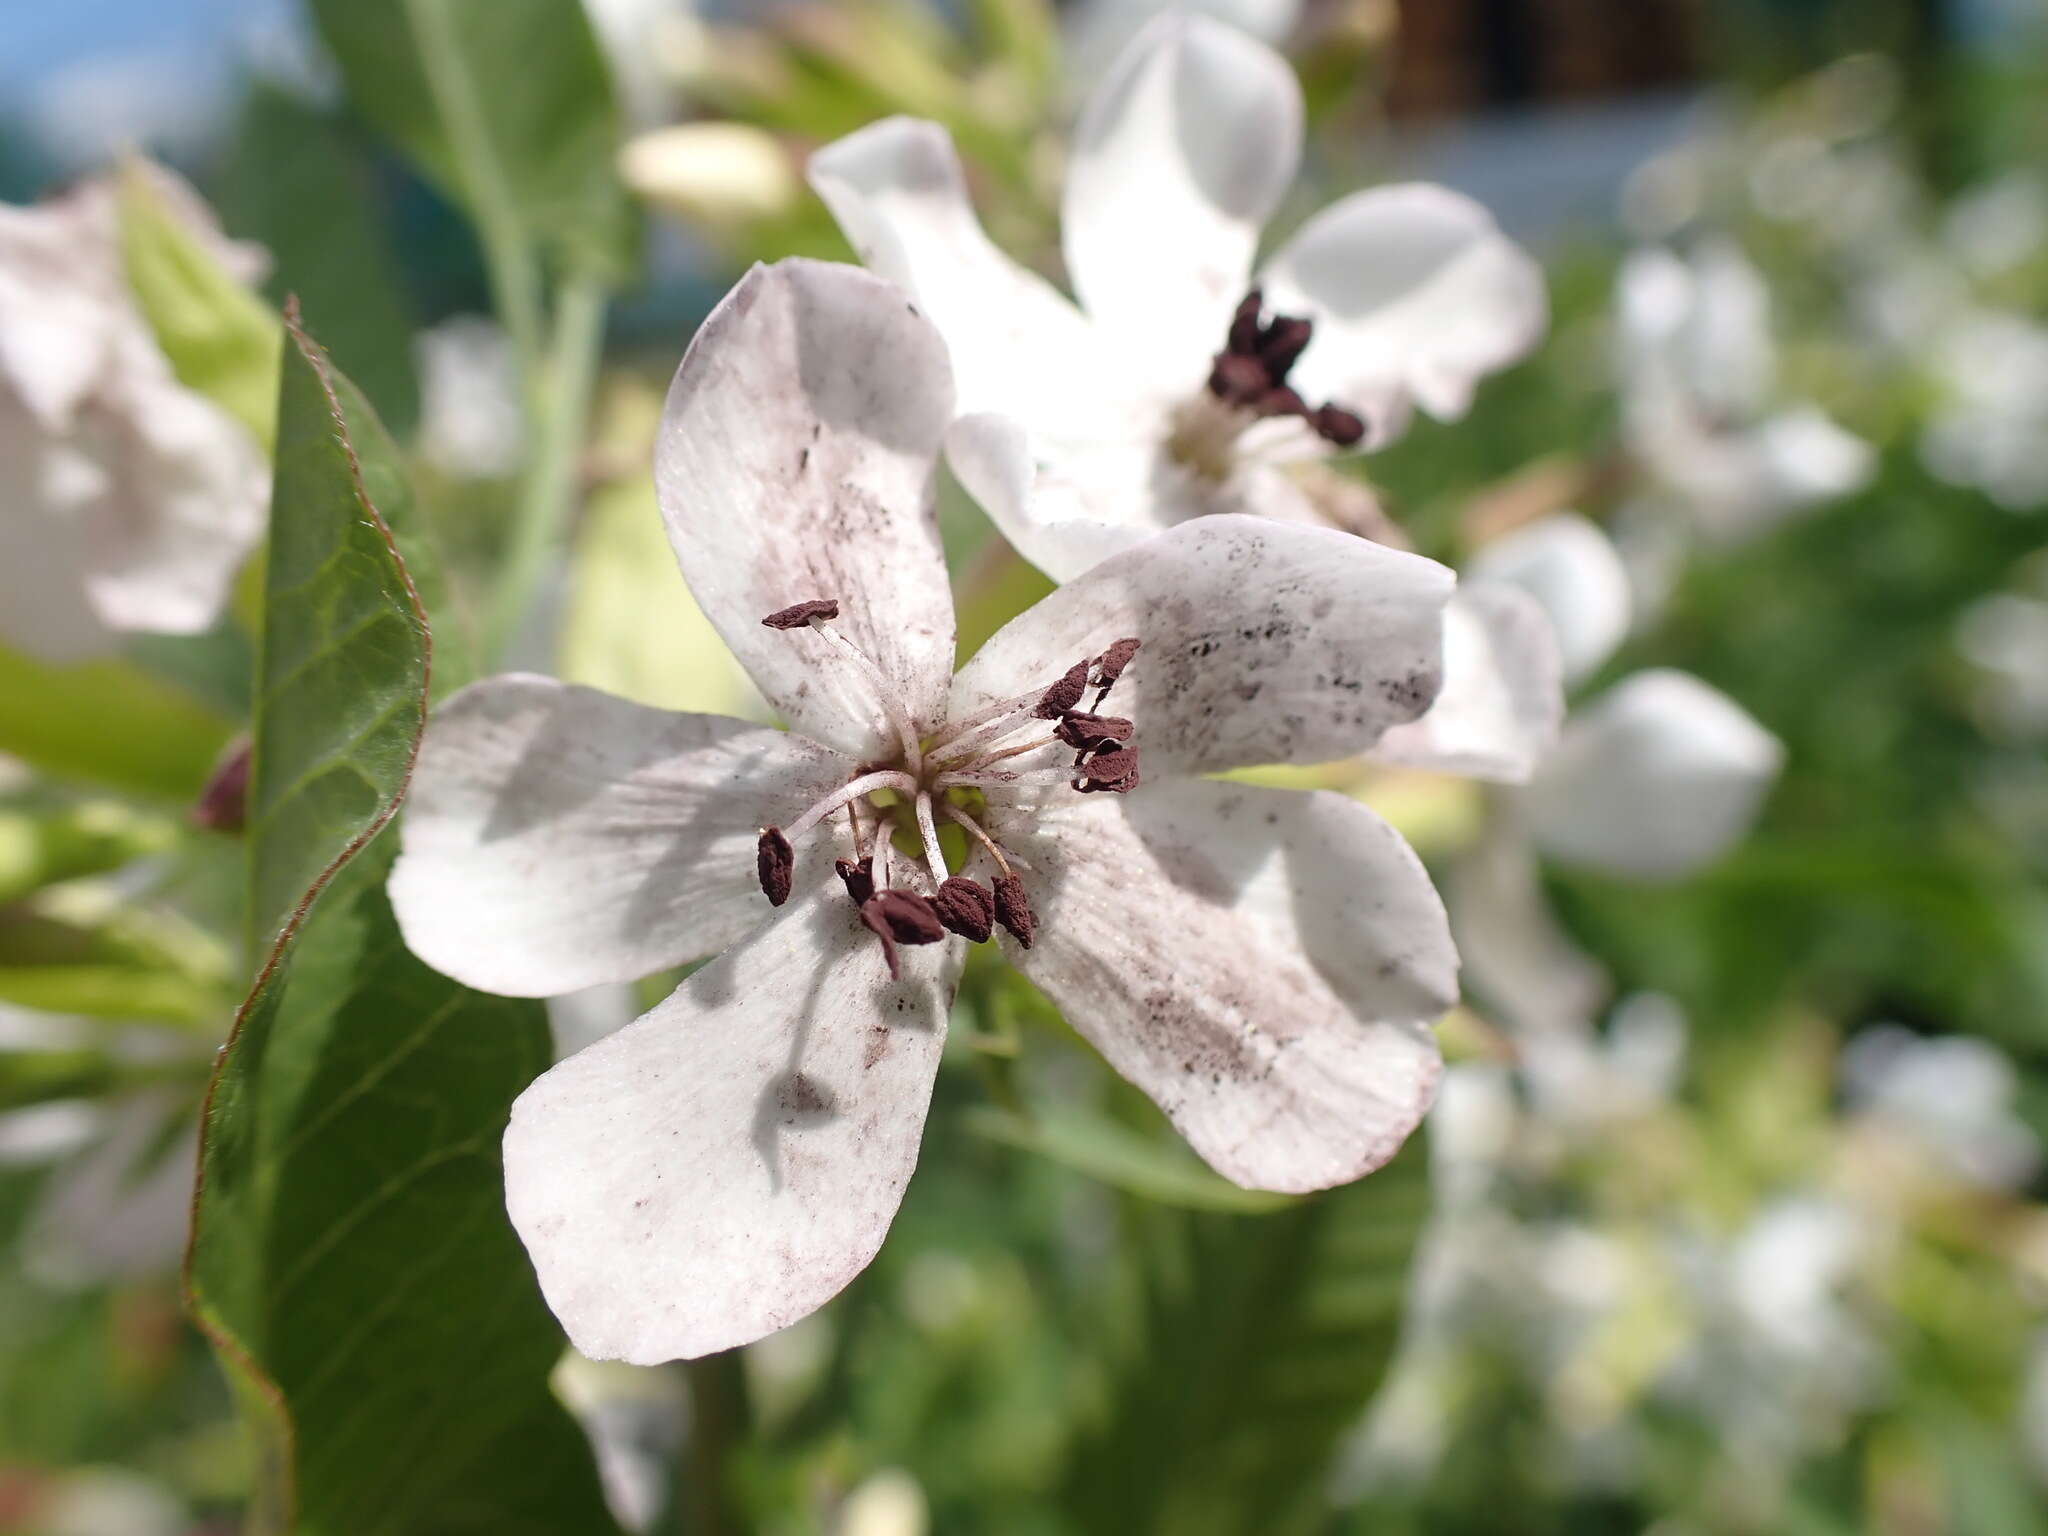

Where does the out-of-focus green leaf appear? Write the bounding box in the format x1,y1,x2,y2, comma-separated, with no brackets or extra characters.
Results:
1066,1135,1432,1536
187,317,617,1535
116,158,282,452
559,473,759,716
221,83,421,438
309,0,634,286
966,1107,1295,1216
0,803,179,905
0,646,232,802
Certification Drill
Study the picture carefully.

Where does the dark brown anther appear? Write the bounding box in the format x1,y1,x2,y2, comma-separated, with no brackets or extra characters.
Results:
835,856,874,906
1254,385,1307,419
761,598,840,629
1227,290,1264,355
1054,711,1134,750
1035,659,1092,719
757,827,795,905
1075,746,1141,794
992,875,1037,949
1207,351,1269,405
1258,315,1313,376
860,889,946,980
933,876,995,942
1093,638,1141,690
1312,405,1367,448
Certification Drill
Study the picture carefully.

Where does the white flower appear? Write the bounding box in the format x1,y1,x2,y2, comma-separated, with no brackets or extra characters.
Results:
1616,241,1873,544
388,259,1461,1363
0,161,267,664
1449,516,1780,1032
415,315,527,480
809,15,1555,781
1920,308,2048,512
1840,1024,2041,1192
1476,514,1785,882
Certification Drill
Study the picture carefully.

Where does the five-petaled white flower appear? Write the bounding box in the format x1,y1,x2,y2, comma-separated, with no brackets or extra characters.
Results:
388,259,1462,1363
0,161,267,663
809,14,1562,781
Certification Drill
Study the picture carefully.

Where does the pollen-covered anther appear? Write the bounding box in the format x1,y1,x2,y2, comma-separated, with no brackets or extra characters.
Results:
933,876,995,943
1204,291,1367,449
1075,746,1141,794
1092,637,1140,692
1054,710,1133,751
835,856,875,906
992,875,1037,949
757,827,795,905
761,598,840,629
860,888,946,979
1034,659,1092,719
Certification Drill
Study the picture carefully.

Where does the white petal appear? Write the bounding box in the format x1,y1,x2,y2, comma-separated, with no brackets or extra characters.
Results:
1063,14,1302,385
1466,512,1633,684
654,259,957,758
391,675,852,997
76,382,266,637
943,410,1328,583
988,780,1451,1192
807,119,1130,432
1260,184,1547,434
1447,818,1609,1036
1369,582,1562,783
1524,669,1784,881
953,514,1452,775
0,408,119,662
504,890,961,1363
1061,0,1301,97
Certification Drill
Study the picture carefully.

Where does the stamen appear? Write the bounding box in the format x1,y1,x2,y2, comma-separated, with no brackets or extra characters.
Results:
836,856,875,906
783,769,920,844
860,889,945,980
933,877,994,943
1053,712,1132,751
757,827,795,905
1092,638,1141,698
1312,405,1366,447
1034,660,1091,720
1203,293,1369,449
761,598,840,629
992,875,1036,949
942,803,1015,878
1074,746,1141,794
806,621,925,774
961,732,1062,771
913,791,947,888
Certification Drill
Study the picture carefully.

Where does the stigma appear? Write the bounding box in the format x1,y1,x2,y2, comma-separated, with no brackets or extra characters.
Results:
751,600,1141,976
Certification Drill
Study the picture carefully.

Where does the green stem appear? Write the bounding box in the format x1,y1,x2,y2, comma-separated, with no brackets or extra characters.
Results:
402,0,543,358
484,274,608,667
670,1351,752,1536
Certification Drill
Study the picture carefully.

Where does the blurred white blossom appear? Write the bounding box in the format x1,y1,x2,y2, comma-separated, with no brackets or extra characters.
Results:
0,161,268,662
415,315,526,480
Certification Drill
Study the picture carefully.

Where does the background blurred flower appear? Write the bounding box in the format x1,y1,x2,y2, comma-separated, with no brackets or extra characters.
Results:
0,160,266,664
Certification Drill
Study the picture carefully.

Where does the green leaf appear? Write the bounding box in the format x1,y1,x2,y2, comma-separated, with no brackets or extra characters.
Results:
241,312,438,958
187,317,617,1535
309,0,635,291
0,644,233,801
1065,1135,1432,1536
116,157,283,451
964,1107,1295,1216
220,83,422,438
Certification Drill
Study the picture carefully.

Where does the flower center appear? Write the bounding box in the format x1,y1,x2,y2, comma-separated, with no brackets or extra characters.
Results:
753,602,1142,976
1165,289,1366,481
